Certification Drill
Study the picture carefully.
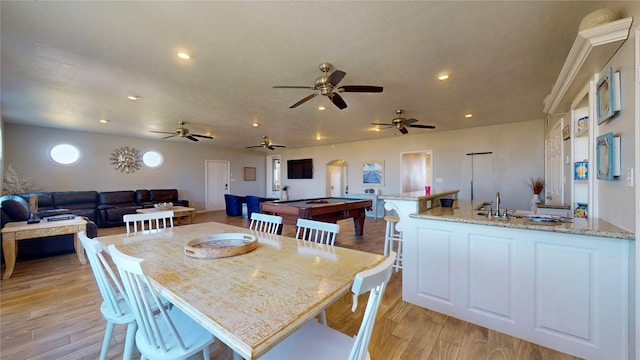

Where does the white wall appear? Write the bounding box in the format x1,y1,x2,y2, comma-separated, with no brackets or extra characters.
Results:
3,123,268,210
279,119,545,211
595,13,638,232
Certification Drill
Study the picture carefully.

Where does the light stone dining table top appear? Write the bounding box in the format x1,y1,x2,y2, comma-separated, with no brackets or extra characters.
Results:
97,222,383,359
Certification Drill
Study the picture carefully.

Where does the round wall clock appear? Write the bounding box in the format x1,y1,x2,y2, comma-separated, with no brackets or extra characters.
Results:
109,146,141,173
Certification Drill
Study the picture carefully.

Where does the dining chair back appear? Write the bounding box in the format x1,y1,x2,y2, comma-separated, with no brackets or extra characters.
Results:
108,244,215,360
295,218,339,246
249,213,283,234
123,210,174,234
79,231,137,360
260,252,397,360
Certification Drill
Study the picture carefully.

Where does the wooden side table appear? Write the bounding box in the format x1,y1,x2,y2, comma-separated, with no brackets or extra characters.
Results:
1,217,87,279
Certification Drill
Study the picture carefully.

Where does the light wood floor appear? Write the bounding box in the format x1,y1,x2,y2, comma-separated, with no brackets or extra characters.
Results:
0,211,581,360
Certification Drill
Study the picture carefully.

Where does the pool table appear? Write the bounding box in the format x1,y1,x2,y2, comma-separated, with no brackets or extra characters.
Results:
260,197,372,236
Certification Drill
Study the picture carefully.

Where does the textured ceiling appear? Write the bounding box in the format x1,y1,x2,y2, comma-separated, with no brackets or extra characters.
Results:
0,1,626,150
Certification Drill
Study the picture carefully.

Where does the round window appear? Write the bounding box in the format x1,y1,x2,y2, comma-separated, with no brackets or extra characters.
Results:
50,144,81,165
143,151,164,168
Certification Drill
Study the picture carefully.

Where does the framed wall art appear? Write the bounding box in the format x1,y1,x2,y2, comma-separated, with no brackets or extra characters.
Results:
596,66,620,124
362,160,384,186
243,167,256,181
596,132,614,180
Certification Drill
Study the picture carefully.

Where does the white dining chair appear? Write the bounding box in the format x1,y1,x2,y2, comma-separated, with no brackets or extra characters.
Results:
123,210,174,234
295,218,339,246
295,218,340,325
260,252,397,360
249,213,283,234
79,231,137,360
108,244,215,360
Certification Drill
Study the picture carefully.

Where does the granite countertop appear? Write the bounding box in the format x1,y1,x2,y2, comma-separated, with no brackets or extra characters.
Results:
379,189,459,201
410,200,634,240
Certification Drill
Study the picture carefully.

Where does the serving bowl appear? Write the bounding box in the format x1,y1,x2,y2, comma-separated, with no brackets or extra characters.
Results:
440,198,455,208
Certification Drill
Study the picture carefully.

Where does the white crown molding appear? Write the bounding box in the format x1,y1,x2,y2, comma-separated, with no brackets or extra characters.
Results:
543,17,632,114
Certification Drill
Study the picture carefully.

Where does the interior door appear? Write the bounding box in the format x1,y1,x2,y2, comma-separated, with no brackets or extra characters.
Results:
544,121,563,205
205,160,229,211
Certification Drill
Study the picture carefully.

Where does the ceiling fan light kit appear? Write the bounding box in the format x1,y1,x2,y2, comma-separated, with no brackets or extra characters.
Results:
273,62,383,110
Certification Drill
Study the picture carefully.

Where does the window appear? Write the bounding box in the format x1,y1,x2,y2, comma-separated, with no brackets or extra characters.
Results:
50,144,81,165
143,151,164,168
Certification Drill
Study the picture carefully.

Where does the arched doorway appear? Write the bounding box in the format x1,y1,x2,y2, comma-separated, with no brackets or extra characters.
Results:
326,160,348,197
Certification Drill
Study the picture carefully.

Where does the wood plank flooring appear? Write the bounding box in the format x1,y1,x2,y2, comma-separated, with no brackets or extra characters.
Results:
0,211,581,359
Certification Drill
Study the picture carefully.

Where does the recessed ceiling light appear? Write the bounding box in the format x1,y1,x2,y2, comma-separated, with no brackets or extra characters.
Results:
252,123,259,127
177,52,191,60
99,119,109,124
318,106,326,111
374,128,380,132
465,114,473,118
316,135,321,140
127,95,141,101
437,73,450,81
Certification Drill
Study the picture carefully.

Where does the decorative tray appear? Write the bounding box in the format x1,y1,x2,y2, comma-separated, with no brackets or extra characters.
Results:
184,233,258,259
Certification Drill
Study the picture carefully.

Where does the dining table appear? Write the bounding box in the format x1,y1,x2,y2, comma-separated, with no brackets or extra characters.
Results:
96,222,384,360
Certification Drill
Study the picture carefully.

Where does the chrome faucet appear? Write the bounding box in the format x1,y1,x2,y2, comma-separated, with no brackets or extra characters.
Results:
495,192,501,216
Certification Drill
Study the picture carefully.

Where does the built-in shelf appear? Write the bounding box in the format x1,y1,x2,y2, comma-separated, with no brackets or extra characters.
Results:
543,17,632,115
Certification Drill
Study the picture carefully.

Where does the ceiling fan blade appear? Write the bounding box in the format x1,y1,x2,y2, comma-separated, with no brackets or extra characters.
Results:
273,86,316,90
330,93,347,109
408,124,436,129
290,93,319,108
327,70,346,86
161,134,176,139
267,145,275,150
399,127,409,135
192,134,213,139
271,145,287,148
338,85,383,93
150,131,176,135
186,136,199,142
404,118,418,125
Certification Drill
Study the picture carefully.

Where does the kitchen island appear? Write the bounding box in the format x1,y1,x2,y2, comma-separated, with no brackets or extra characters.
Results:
380,194,633,360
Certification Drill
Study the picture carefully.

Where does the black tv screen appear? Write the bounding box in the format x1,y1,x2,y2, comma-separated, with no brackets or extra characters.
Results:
287,158,313,179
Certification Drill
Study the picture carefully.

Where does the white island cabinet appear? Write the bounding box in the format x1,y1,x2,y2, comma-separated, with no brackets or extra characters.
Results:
380,195,633,360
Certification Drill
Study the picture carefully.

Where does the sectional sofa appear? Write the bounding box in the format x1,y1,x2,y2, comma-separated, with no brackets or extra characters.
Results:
0,189,188,260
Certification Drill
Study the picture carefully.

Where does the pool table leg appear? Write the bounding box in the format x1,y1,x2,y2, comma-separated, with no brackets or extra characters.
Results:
353,209,366,236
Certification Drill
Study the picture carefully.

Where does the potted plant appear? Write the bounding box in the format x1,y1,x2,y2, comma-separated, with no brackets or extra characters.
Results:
526,177,544,211
281,185,289,201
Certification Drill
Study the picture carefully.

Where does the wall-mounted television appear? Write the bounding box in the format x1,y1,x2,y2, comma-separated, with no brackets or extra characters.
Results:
287,158,313,179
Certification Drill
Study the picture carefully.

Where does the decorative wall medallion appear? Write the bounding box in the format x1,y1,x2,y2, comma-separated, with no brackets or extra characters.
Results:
109,146,141,173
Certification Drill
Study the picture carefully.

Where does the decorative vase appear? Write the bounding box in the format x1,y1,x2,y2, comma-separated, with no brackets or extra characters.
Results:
281,190,289,201
530,193,541,212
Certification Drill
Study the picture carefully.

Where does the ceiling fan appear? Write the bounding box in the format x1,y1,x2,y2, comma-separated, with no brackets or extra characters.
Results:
149,121,213,142
245,136,287,151
273,62,383,110
371,109,436,134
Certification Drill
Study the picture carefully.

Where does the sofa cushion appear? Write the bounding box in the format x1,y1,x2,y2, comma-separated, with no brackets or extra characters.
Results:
53,191,98,209
1,195,31,224
18,192,55,211
150,189,179,202
135,189,151,204
98,191,137,206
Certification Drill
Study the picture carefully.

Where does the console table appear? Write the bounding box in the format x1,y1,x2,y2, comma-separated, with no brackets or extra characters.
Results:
1,217,87,279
